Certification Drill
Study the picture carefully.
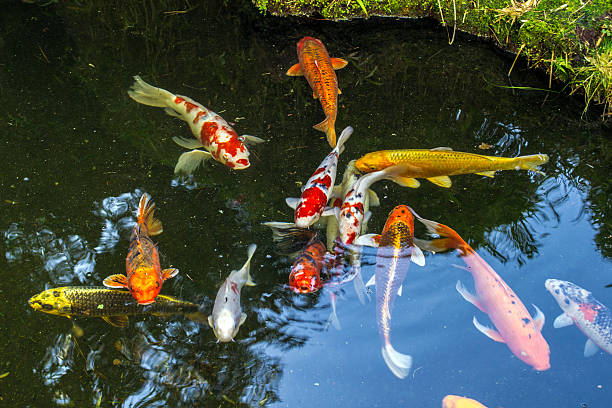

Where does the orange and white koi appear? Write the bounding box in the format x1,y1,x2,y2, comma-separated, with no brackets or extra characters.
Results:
286,126,353,228
414,216,550,371
356,205,425,378
442,395,489,408
103,193,178,305
128,76,264,173
286,36,348,147
545,279,612,357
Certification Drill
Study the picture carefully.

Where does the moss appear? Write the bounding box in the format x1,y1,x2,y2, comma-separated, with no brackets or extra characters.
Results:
254,0,612,120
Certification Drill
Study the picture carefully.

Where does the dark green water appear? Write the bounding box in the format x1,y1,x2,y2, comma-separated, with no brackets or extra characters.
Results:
1,1,611,407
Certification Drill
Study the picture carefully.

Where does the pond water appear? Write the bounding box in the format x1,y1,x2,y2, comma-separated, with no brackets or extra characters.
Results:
1,1,611,407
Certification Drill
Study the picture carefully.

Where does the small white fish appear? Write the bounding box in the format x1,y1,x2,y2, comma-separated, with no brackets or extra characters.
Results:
208,244,257,342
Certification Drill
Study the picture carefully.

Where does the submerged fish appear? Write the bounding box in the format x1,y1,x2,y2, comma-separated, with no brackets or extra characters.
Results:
356,205,425,378
28,286,204,328
355,148,549,188
545,279,612,356
128,76,264,172
209,244,257,342
286,36,348,147
414,216,550,371
442,395,488,408
286,126,353,228
103,193,178,305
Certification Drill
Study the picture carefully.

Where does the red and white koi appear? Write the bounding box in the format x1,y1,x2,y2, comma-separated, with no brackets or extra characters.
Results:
545,279,612,356
286,126,353,228
128,76,264,173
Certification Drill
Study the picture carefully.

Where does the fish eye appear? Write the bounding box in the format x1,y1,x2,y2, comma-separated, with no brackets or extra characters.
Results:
369,165,376,170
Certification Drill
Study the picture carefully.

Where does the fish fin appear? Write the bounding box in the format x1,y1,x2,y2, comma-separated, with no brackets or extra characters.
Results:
172,136,205,149
102,315,129,328
103,274,128,288
397,285,403,297
127,75,174,107
285,63,303,76
241,135,266,145
456,280,486,313
162,268,179,281
337,126,353,150
321,206,337,217
337,88,342,95
243,244,257,286
312,90,318,99
414,238,452,253
584,338,599,357
239,312,247,326
136,193,163,236
381,343,412,379
174,149,212,175
325,292,342,330
313,115,330,133
164,107,182,118
330,57,348,70
450,263,471,272
285,197,299,209
365,274,375,287
532,304,545,331
208,315,214,328
410,245,426,266
354,233,380,247
516,154,549,175
430,146,453,151
472,316,505,343
362,211,372,231
352,268,368,304
367,189,380,207
388,175,421,188
262,221,315,254
476,171,496,178
426,176,452,188
553,313,573,329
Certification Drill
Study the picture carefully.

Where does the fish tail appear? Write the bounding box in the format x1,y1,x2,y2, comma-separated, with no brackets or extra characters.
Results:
136,193,163,236
262,221,316,254
313,116,335,147
412,216,465,250
515,154,549,175
127,75,174,108
334,126,353,154
381,342,412,379
243,243,257,286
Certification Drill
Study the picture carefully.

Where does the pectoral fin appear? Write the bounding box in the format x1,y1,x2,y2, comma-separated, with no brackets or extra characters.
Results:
456,280,486,313
426,176,452,188
389,176,421,188
365,274,375,287
174,149,212,174
285,197,299,209
241,135,266,145
172,136,205,149
354,233,380,247
239,312,247,326
321,206,337,217
410,245,426,266
286,63,303,76
476,171,496,178
330,57,348,70
102,315,129,328
553,313,573,329
162,268,179,281
367,189,380,207
584,339,599,357
473,316,505,343
532,304,545,331
208,315,214,328
103,274,128,288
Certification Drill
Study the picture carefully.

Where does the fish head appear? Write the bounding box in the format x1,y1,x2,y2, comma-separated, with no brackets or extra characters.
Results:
128,267,163,305
355,151,394,173
339,207,360,245
382,205,415,235
297,36,324,53
442,395,487,408
545,278,591,312
211,310,237,342
218,133,251,170
28,288,72,316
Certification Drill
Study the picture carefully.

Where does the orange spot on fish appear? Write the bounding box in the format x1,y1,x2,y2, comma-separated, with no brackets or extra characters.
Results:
579,303,598,322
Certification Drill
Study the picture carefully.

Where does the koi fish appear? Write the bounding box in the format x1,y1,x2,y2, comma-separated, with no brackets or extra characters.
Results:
355,148,549,188
103,193,178,305
414,216,550,370
128,76,264,173
356,205,425,378
286,126,353,228
545,279,612,356
442,395,489,408
338,164,418,245
286,36,348,147
208,244,257,342
28,286,204,328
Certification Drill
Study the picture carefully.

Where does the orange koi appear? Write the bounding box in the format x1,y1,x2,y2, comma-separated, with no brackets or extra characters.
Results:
286,36,348,147
442,395,489,408
103,194,178,305
414,216,550,371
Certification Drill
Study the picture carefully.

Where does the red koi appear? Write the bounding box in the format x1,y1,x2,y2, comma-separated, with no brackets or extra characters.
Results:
286,37,348,147
103,193,178,305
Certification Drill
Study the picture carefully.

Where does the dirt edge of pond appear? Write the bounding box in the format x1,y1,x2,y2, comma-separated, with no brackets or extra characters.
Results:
254,0,612,122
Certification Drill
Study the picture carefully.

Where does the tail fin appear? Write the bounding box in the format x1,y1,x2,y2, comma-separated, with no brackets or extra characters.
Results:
313,116,336,147
334,126,353,154
381,343,412,379
516,154,549,175
242,243,257,286
412,215,466,251
262,222,316,254
414,238,453,253
127,75,174,108
136,193,163,236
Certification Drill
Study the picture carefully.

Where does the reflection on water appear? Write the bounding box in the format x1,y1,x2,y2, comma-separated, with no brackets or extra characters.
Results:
93,189,141,254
